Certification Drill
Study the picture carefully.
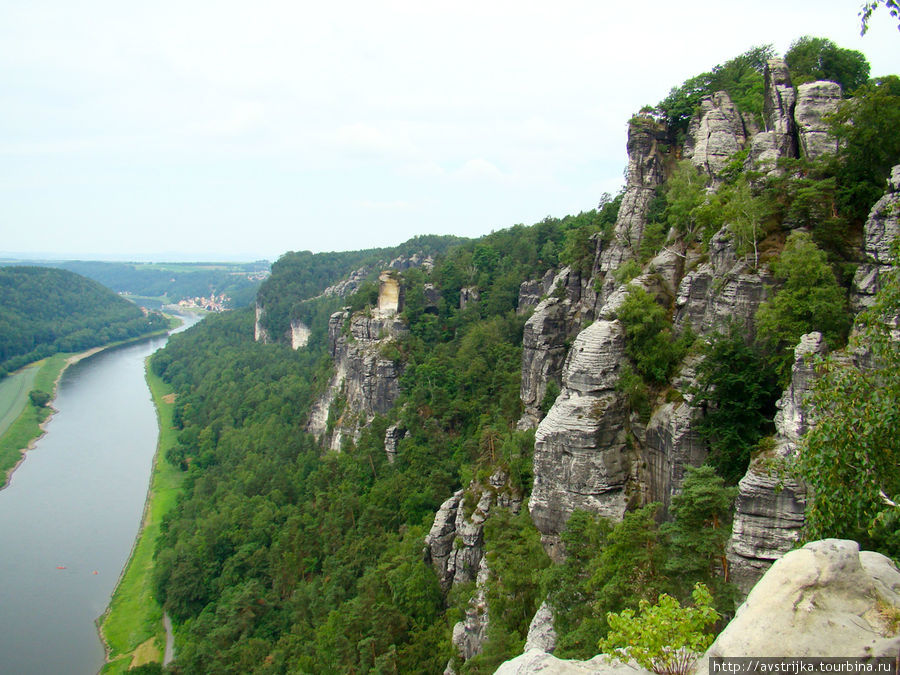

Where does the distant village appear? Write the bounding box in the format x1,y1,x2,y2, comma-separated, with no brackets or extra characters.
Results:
177,292,230,312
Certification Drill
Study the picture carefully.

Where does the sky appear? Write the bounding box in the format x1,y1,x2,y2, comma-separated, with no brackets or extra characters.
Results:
0,1,897,262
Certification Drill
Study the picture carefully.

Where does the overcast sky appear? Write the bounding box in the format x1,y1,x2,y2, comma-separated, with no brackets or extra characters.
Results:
0,1,896,262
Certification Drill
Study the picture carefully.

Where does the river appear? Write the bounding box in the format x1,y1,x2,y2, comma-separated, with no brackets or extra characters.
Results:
0,314,201,675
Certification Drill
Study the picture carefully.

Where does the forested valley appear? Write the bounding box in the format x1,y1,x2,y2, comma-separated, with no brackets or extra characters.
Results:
142,37,900,674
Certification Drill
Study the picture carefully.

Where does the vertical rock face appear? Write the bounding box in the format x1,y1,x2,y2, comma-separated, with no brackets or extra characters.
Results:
529,319,629,559
254,303,270,344
459,287,480,310
595,116,667,300
425,471,522,592
853,165,900,311
684,91,748,177
726,334,825,594
306,310,407,450
424,471,522,666
795,81,842,160
518,268,593,429
517,269,556,316
290,320,310,349
383,423,405,463
674,227,772,337
377,271,403,314
762,58,797,158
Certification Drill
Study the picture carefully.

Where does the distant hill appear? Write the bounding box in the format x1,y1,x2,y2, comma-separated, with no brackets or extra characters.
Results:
0,260,271,310
0,266,168,377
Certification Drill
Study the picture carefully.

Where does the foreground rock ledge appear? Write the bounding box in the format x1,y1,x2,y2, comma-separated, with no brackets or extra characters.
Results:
704,539,900,664
496,540,900,674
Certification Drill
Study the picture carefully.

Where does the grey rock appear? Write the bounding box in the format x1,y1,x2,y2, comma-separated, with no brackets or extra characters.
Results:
726,469,808,595
383,423,405,463
524,601,557,653
306,310,407,450
762,59,797,158
684,91,748,177
705,540,900,661
424,471,522,592
321,266,369,298
451,556,490,661
746,131,781,175
795,81,842,160
640,401,707,512
495,649,651,675
726,333,824,594
529,320,629,558
423,283,441,311
772,332,826,457
852,165,900,311
595,115,667,301
674,228,772,337
254,302,270,344
518,268,592,429
518,269,556,315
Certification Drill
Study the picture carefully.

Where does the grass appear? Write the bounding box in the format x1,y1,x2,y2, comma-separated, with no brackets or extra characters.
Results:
0,354,69,487
98,365,184,674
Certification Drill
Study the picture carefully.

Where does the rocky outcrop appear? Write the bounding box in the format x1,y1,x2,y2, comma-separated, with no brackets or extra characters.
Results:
306,309,407,450
594,115,668,301
705,540,900,661
726,333,825,594
523,601,557,653
529,319,629,559
254,303,270,344
684,91,748,177
674,227,772,337
459,287,480,310
495,649,651,675
425,471,523,592
290,320,310,349
762,58,797,158
517,269,556,315
518,268,593,429
795,81,842,160
383,423,405,463
426,471,524,668
853,165,900,311
321,266,369,298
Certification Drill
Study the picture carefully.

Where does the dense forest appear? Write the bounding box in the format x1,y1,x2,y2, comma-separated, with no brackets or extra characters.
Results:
0,260,271,310
142,36,899,674
0,267,167,378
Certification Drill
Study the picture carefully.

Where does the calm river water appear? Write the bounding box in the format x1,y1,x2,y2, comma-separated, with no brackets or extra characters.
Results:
0,315,201,674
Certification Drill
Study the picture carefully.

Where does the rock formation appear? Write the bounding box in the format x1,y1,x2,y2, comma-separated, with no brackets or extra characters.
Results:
426,471,523,666
761,58,797,158
518,268,593,429
674,227,772,337
495,649,651,675
726,333,825,594
290,319,310,349
795,81,842,160
684,91,749,177
706,539,900,660
853,165,900,311
594,115,667,300
306,309,407,450
529,318,629,559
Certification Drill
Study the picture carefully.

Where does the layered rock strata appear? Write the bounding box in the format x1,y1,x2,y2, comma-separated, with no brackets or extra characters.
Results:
529,319,629,559
726,333,825,594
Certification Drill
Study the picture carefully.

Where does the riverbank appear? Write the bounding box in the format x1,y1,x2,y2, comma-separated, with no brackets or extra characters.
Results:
97,366,184,673
0,323,180,490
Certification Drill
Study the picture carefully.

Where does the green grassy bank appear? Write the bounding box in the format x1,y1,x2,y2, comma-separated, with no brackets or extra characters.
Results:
98,366,184,673
0,354,69,487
